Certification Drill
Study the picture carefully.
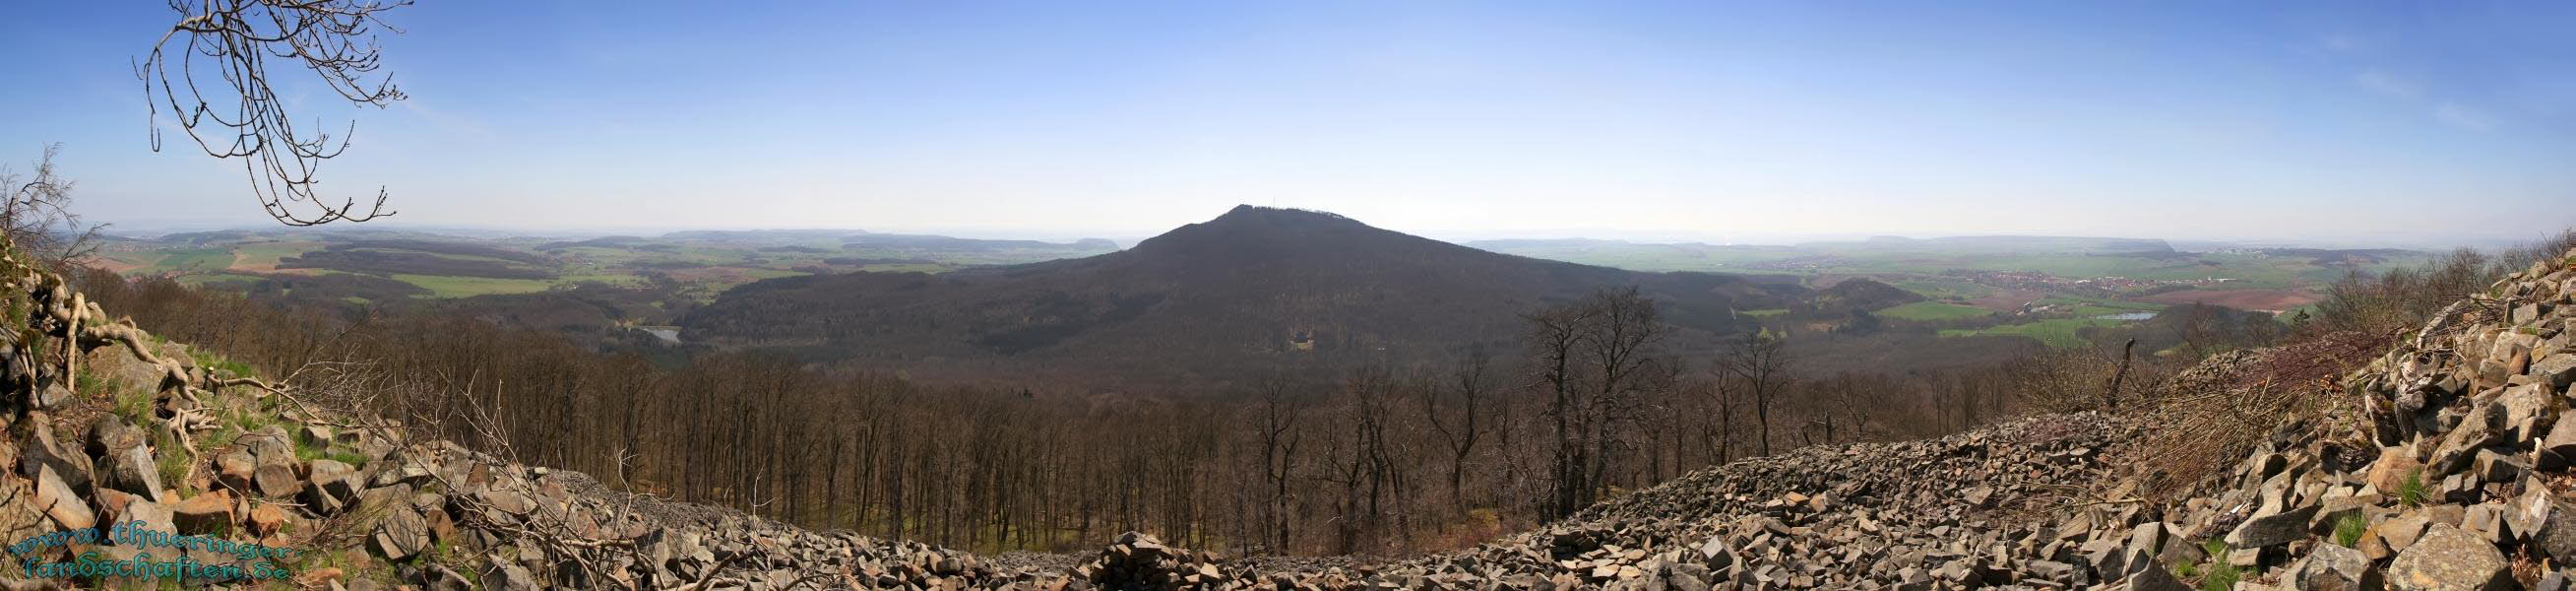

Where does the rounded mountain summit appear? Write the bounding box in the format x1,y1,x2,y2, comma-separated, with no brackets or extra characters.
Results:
679,206,1804,388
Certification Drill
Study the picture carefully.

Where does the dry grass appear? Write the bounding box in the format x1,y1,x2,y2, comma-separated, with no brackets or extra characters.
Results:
2113,331,2386,503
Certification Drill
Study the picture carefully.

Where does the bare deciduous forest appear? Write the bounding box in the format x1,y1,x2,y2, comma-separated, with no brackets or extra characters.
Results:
74,266,2274,556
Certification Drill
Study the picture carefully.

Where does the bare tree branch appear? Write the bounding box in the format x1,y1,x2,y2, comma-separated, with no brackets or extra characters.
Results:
137,0,412,226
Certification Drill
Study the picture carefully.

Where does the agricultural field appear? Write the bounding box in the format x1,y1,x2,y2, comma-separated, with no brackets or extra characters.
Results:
1937,318,2131,349
1476,235,2438,349
1874,300,1993,321
93,228,1123,306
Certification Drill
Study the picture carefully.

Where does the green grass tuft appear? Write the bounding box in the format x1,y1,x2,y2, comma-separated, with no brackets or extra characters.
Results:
2399,469,2428,506
2195,540,2241,591
2333,513,2368,548
328,449,372,468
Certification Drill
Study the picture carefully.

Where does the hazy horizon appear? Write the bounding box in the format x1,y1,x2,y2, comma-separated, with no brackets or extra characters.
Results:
89,205,2535,253
10,2,2574,243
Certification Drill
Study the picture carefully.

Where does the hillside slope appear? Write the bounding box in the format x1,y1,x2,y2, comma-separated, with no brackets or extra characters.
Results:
13,245,2570,589
681,206,1805,386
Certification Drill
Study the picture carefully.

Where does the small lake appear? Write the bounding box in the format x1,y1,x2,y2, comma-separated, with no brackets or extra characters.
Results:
2096,311,2156,321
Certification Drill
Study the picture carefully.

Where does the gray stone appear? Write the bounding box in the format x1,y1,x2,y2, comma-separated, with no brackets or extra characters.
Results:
2387,524,2513,591
2463,503,2511,545
423,565,471,591
111,499,176,547
371,506,430,561
2534,496,2576,561
2533,354,2576,389
2289,543,2381,591
2114,558,2191,591
243,426,294,462
2544,412,2576,471
2230,504,2321,548
253,455,301,498
2502,383,2556,441
476,488,537,515
86,416,147,458
21,424,91,493
215,448,257,492
2380,510,2434,553
304,458,360,514
484,557,539,591
2431,400,2505,475
99,444,167,502
2023,559,2081,584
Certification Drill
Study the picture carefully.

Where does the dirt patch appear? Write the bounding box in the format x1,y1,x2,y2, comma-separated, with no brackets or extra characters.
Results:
2135,289,2317,312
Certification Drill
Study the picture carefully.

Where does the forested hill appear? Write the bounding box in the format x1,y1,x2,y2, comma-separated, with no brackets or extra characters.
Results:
679,205,1806,386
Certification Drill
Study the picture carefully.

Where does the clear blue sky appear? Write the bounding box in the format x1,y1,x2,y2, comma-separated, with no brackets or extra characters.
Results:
4,1,2571,244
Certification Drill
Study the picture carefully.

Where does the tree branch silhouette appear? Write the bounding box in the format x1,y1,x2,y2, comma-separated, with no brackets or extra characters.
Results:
136,0,412,226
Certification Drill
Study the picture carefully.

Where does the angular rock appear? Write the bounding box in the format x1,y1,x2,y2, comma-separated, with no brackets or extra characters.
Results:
2113,558,2190,591
86,416,146,458
422,565,471,591
303,458,358,514
484,558,539,591
2289,543,2381,591
253,456,301,498
2533,496,2576,561
370,506,429,561
2370,448,2425,493
2379,510,2435,554
2502,382,2555,436
2540,413,2576,470
247,502,288,537
216,448,257,492
2387,524,2513,591
2431,400,2505,475
2230,505,2320,548
99,444,167,502
21,425,91,493
2533,354,2576,389
172,490,233,535
32,465,94,530
112,498,176,546
2473,449,2530,483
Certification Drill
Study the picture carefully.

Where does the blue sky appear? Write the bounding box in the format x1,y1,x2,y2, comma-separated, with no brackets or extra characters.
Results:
4,1,2572,244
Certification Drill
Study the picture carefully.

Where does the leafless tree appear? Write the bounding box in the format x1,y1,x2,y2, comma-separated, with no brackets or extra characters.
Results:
137,0,413,226
1688,376,1742,465
1715,331,1795,457
1525,288,1666,519
1252,376,1304,554
2,144,103,268
1420,350,1491,511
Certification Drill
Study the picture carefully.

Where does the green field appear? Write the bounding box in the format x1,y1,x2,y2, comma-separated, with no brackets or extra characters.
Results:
1875,301,1993,321
1472,238,2430,303
142,248,237,274
97,230,1122,306
1939,318,2128,349
2034,296,2164,314
389,274,560,297
1890,279,1996,300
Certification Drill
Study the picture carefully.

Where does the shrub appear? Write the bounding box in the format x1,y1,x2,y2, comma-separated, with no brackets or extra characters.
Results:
2305,230,2576,341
